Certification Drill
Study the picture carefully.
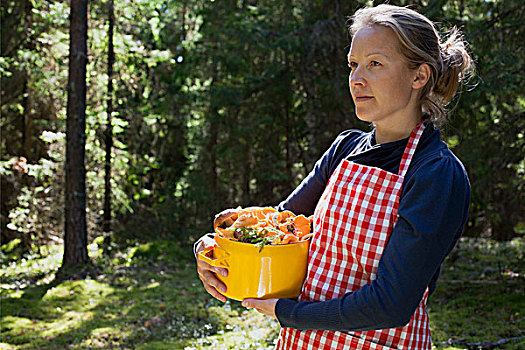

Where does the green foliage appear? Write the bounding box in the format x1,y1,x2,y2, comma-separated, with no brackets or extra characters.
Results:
1,0,66,247
425,0,525,240
1,0,523,266
0,238,22,262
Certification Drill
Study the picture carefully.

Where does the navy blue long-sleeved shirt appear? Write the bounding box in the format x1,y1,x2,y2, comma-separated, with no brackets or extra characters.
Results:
274,123,470,332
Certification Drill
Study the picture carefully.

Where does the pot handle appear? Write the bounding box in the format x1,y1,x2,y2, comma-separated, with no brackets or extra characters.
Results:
197,248,229,268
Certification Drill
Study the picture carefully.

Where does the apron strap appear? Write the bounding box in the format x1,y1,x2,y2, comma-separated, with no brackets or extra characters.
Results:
398,121,426,177
348,132,375,157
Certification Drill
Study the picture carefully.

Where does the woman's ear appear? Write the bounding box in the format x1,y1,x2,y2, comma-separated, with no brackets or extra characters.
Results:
413,63,431,90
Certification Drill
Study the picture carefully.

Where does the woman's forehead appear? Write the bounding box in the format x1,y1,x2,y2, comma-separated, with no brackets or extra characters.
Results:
348,25,401,57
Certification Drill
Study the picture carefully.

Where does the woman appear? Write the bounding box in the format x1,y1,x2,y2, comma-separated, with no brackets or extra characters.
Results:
196,4,474,349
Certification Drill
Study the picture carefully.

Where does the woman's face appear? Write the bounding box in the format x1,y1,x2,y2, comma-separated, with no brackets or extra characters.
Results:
348,25,421,128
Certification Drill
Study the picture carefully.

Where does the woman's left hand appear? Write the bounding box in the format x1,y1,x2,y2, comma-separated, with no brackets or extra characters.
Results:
242,298,278,319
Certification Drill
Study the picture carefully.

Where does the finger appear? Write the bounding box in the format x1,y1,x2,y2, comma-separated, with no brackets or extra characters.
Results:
196,257,212,269
198,270,228,304
197,263,227,290
241,298,259,308
199,270,227,292
243,299,277,319
203,283,227,302
196,259,228,277
212,266,228,277
243,300,268,316
196,259,228,302
200,270,227,302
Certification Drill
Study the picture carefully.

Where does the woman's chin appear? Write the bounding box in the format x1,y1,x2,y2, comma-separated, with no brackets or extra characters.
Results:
355,113,375,124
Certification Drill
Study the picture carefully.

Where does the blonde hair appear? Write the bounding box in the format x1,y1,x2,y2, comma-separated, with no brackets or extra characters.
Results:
349,4,474,125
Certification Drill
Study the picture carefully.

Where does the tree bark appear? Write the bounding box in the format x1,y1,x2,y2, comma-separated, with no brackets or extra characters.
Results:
22,0,33,161
103,0,115,233
63,0,90,266
209,62,219,206
283,0,293,191
209,112,218,202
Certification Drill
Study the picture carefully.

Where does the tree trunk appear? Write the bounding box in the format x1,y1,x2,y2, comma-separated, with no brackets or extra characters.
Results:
103,0,115,233
22,0,33,161
283,0,293,191
63,0,90,267
209,62,219,206
22,77,31,160
209,112,218,203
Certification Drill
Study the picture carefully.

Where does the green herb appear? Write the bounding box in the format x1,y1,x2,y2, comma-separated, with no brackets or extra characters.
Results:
233,227,284,252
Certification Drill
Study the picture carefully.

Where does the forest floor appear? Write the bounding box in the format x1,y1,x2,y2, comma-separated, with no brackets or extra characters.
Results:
0,236,523,350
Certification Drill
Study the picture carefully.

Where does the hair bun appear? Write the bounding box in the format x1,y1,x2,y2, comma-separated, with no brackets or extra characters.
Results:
434,27,474,105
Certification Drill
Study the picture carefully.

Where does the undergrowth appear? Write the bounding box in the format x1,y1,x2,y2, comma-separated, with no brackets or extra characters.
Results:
0,237,523,349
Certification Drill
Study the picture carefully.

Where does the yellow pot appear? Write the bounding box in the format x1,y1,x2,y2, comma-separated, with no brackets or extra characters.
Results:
198,235,309,301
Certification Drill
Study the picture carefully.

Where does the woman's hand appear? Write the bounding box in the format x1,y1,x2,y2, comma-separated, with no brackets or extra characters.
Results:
195,242,229,302
242,298,278,319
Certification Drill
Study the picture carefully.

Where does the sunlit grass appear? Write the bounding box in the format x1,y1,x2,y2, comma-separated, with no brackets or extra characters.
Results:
0,238,279,349
0,237,523,349
429,237,524,349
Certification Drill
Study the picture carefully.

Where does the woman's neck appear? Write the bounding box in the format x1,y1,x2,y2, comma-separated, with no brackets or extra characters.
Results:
374,115,422,144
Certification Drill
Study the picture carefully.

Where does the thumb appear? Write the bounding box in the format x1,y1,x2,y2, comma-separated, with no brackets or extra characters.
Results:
242,298,257,308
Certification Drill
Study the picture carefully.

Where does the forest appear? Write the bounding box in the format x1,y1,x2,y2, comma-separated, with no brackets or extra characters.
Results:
1,0,524,349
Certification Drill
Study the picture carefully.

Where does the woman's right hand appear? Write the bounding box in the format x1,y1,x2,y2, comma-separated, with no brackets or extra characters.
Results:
195,242,229,302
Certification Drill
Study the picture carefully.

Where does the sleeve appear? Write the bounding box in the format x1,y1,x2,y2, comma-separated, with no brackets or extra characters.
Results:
275,155,470,332
277,131,360,216
193,131,350,258
193,233,216,258
275,163,327,216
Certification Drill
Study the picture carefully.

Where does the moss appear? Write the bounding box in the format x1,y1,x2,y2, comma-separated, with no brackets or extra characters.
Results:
428,237,525,349
129,240,192,264
1,238,522,349
429,283,525,349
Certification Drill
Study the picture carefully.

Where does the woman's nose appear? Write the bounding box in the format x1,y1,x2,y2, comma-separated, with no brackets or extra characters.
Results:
349,67,366,87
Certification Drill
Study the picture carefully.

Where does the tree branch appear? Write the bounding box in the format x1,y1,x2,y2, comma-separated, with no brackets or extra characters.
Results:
441,336,524,349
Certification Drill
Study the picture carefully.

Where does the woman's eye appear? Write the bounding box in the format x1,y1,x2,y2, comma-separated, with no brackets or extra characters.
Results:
370,60,381,67
348,61,358,69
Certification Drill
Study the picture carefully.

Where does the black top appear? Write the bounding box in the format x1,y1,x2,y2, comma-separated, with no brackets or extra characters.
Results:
274,123,470,332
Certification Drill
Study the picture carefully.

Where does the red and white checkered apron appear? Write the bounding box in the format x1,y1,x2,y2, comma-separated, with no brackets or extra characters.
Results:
277,122,431,349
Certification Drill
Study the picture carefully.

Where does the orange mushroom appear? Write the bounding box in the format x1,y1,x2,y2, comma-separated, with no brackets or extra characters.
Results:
213,207,313,245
